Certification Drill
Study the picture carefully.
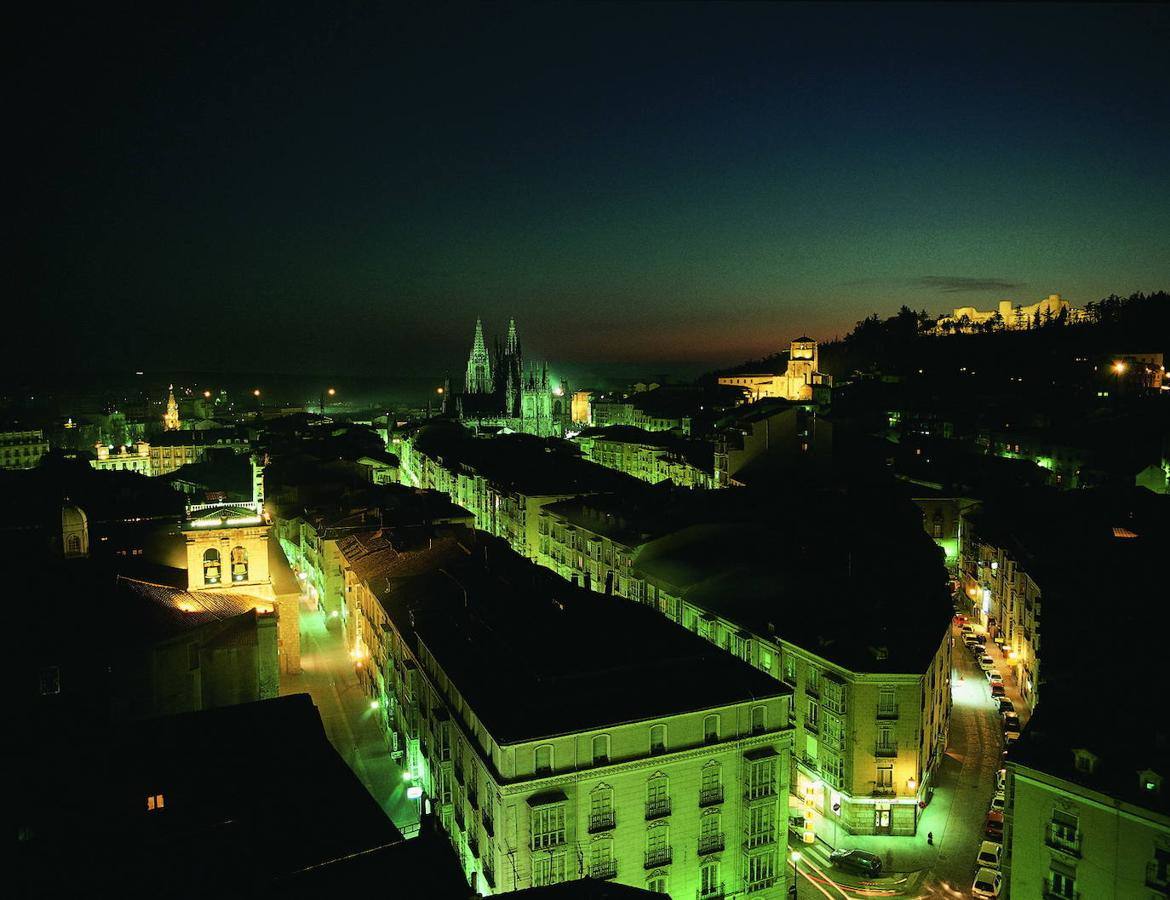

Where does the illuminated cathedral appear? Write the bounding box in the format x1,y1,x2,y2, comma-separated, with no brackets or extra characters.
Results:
457,317,566,437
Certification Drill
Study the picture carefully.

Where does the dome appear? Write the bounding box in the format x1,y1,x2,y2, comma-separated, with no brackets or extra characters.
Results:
61,504,90,559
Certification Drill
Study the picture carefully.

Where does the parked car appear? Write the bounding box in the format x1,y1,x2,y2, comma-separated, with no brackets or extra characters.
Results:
954,614,968,626
972,867,1003,898
1003,713,1021,732
990,682,1006,698
995,768,1006,792
987,671,1004,685
961,623,975,637
977,839,1002,869
990,792,1006,814
985,810,1004,841
979,655,995,672
998,698,1016,715
828,849,883,877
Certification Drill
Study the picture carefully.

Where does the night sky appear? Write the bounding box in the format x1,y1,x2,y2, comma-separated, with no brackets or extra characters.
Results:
15,2,1170,378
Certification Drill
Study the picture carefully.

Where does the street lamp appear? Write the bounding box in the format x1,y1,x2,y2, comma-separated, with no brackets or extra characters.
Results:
320,387,336,414
908,777,918,793
253,389,261,397
790,850,801,897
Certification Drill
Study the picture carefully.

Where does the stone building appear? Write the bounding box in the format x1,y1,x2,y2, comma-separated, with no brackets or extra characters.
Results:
718,338,831,403
933,292,1090,333
341,529,795,898
571,426,715,489
182,501,301,674
0,428,50,470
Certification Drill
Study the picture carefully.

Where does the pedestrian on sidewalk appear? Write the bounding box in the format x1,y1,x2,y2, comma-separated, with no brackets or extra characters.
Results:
927,831,934,846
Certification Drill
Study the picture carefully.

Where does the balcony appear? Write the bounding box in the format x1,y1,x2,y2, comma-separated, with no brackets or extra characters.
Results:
590,859,618,880
699,786,724,807
453,806,465,831
746,876,777,894
483,866,496,889
454,764,465,785
698,883,726,900
875,742,898,758
468,835,479,859
482,810,494,837
644,848,673,869
698,833,724,855
1045,825,1082,857
876,705,899,719
589,811,616,833
646,798,672,820
468,789,478,810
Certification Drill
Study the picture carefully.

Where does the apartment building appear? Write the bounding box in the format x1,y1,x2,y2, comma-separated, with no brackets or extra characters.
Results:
1004,683,1169,899
0,428,50,469
396,421,634,560
343,529,795,899
570,426,715,489
539,492,953,841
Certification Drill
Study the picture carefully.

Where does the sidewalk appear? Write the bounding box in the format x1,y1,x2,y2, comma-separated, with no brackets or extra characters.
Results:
281,599,420,835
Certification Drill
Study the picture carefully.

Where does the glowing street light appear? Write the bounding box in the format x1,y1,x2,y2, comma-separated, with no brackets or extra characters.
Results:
203,390,212,398
253,389,261,397
908,777,918,792
791,850,802,891
1113,361,1127,374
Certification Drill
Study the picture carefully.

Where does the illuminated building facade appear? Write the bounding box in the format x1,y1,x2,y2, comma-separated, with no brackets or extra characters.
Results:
0,428,50,470
934,292,1090,333
183,501,301,674
718,338,831,403
539,510,953,841
92,440,152,474
341,532,795,898
163,385,181,431
149,429,251,477
457,317,567,437
571,426,715,489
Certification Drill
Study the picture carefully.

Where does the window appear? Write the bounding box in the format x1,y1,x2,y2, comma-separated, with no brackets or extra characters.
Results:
746,757,775,800
750,705,766,734
1048,809,1080,852
1048,869,1076,899
590,839,616,879
531,803,566,850
66,534,81,555
533,851,567,887
39,666,61,696
187,643,200,671
806,700,819,731
230,546,248,582
592,734,610,765
650,723,666,755
645,822,671,867
700,761,723,805
806,666,820,696
647,876,668,894
700,861,721,899
759,648,773,672
146,793,165,811
703,714,720,744
590,783,615,832
745,850,776,891
699,809,723,854
877,688,898,718
202,548,221,585
746,804,775,848
535,744,553,775
877,766,893,789
783,654,797,684
647,773,670,819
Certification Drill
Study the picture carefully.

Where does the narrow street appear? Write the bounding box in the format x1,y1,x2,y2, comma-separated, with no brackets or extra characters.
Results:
793,620,1009,899
280,598,420,836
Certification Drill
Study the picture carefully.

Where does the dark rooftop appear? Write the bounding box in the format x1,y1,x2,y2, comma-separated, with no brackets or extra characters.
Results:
369,533,789,744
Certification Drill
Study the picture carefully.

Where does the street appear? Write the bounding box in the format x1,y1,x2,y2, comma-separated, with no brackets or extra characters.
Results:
280,598,420,836
793,620,1010,899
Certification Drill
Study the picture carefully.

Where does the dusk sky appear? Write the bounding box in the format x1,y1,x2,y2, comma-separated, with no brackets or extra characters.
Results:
16,2,1170,377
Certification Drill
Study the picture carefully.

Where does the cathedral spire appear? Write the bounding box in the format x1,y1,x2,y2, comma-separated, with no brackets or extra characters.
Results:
465,318,493,395
506,317,519,356
163,385,181,431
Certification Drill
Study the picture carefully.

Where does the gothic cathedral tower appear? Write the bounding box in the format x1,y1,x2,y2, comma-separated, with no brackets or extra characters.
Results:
163,385,181,431
464,318,493,395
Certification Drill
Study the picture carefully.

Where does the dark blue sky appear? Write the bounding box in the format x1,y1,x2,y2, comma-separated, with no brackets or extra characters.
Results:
16,2,1170,377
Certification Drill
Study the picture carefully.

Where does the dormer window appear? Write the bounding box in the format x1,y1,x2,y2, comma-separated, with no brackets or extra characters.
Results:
1072,748,1098,775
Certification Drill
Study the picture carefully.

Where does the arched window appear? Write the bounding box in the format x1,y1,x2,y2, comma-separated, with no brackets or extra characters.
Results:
66,534,81,555
592,734,610,765
231,546,248,582
535,743,553,775
203,548,221,585
649,723,667,755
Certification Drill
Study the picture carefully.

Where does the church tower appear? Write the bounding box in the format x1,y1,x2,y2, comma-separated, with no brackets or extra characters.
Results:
464,318,493,395
163,385,181,431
